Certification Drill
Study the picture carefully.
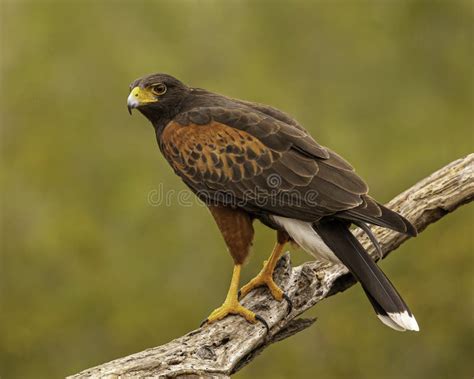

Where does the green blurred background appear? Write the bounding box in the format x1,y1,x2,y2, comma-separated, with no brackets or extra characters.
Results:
1,1,473,378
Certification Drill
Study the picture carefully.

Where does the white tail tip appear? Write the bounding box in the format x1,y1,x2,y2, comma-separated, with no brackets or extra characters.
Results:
377,314,407,331
386,311,420,332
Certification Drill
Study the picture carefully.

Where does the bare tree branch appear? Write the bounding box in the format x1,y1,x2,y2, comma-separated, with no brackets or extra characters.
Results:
69,154,473,379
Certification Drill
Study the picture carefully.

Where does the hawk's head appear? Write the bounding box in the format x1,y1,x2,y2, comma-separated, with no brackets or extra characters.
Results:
127,73,190,124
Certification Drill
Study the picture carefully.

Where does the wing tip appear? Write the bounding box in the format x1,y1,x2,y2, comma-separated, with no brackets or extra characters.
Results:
340,199,418,237
378,202,418,237
404,219,418,237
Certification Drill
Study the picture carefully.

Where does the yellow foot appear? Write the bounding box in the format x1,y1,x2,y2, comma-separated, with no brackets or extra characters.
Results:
205,300,257,324
239,268,284,301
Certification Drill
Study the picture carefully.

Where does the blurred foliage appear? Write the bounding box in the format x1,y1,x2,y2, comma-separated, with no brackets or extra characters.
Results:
1,0,473,378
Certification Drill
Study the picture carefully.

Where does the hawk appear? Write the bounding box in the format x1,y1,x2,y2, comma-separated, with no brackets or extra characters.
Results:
127,73,419,332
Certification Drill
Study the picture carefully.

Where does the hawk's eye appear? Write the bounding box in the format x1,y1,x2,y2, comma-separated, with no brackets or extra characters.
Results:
151,83,167,96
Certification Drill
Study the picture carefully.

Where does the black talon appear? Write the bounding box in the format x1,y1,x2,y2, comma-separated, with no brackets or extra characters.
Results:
200,318,209,328
255,314,270,334
282,293,293,315
237,289,242,300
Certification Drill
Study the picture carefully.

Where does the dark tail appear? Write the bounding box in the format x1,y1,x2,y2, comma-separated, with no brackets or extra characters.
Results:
313,219,419,332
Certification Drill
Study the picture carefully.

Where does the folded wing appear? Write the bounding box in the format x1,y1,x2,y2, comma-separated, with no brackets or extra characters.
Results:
161,106,414,235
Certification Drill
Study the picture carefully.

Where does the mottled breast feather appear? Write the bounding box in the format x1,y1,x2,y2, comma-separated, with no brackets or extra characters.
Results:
161,121,280,184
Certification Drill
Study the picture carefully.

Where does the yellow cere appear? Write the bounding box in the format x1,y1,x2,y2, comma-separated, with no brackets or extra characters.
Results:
130,86,157,104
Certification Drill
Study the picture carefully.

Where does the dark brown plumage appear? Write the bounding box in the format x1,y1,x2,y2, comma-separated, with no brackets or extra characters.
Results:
127,73,419,331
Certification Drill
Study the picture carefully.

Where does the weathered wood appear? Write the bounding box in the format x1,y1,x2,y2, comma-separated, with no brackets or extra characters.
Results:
69,154,473,379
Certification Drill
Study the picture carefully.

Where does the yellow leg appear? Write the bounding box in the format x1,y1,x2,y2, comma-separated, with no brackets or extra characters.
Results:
205,264,257,324
240,241,286,301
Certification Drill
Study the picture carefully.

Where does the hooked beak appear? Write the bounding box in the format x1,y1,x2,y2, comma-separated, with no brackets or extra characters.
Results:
127,86,157,115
